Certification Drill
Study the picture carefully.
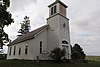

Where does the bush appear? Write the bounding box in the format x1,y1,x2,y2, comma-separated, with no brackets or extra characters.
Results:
49,47,66,62
0,54,7,60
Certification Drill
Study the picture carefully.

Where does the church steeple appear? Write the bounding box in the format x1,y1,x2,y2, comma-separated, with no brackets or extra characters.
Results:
47,0,71,59
48,0,68,17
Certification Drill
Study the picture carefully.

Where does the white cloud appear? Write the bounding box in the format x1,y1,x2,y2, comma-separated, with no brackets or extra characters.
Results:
68,0,100,55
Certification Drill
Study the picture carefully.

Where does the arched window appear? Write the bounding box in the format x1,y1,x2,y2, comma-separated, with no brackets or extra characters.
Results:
51,7,53,15
13,46,16,55
9,47,12,56
19,47,21,55
62,40,68,44
40,41,42,53
51,5,57,15
25,45,28,54
54,5,57,14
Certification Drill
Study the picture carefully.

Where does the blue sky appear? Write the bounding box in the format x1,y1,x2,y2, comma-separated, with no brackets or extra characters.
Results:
3,0,100,56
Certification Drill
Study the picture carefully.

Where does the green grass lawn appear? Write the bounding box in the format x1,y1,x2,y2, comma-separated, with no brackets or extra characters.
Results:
0,60,100,67
86,56,100,61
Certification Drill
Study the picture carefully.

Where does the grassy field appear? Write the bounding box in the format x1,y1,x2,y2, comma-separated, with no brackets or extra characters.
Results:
86,56,100,61
0,60,100,67
0,56,100,67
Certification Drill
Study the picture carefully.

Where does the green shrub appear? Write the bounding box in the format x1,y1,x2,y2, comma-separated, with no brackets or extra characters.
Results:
71,44,86,62
49,47,66,62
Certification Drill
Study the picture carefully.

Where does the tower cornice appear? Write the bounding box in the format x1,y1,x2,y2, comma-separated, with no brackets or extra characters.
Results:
46,13,69,20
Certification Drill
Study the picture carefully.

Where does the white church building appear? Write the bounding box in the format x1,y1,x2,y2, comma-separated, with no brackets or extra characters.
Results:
7,0,71,60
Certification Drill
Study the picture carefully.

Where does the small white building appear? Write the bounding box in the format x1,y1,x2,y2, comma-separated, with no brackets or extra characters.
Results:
7,0,71,60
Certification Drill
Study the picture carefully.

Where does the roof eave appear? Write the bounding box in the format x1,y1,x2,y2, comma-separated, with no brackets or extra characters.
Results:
8,37,35,46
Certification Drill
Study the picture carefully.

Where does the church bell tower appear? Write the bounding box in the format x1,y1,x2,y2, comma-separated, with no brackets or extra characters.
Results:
47,0,71,59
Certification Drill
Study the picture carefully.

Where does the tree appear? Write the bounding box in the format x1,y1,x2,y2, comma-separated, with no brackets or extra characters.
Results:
18,16,30,36
71,44,86,62
49,47,66,62
0,0,14,49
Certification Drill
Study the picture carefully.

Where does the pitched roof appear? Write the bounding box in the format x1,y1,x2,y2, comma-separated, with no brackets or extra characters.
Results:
48,0,68,8
8,25,48,46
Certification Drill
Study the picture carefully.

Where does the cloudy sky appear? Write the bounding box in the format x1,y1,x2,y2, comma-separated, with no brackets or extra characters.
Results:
3,0,100,56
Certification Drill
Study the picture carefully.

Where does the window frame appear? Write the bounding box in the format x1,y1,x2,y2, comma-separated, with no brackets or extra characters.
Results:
13,46,16,55
40,41,42,53
25,45,28,55
51,5,57,15
51,7,53,15
54,5,57,14
19,47,21,55
9,47,12,56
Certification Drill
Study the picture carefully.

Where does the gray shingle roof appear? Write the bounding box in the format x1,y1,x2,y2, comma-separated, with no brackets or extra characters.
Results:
8,25,48,46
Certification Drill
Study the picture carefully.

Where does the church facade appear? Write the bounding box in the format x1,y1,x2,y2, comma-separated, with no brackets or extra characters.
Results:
7,0,71,60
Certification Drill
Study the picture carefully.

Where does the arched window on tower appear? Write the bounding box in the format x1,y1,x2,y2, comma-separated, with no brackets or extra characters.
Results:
54,5,57,14
51,5,57,15
51,7,53,15
62,40,68,44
